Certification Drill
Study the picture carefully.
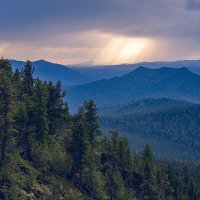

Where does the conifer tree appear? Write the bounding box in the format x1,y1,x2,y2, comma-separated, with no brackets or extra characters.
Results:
84,100,100,147
0,58,12,77
20,61,35,160
141,145,158,200
12,68,23,102
71,114,87,187
0,59,15,161
22,60,34,96
33,79,49,143
72,104,102,199
81,142,97,200
112,169,125,200
47,81,68,135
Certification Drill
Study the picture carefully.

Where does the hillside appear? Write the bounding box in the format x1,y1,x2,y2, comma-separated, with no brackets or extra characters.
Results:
99,98,190,116
67,67,200,112
99,99,200,160
2,58,200,199
11,60,91,86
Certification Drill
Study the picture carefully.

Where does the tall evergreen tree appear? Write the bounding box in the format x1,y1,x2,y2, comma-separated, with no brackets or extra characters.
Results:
0,59,15,161
22,60,34,96
71,113,87,187
84,100,100,147
20,61,35,160
47,81,68,135
33,79,49,143
12,68,23,102
141,145,158,200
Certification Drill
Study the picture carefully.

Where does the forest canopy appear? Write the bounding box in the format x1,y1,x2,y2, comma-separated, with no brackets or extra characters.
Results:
0,58,199,200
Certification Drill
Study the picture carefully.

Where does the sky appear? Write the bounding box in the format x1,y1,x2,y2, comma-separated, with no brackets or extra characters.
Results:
0,0,200,65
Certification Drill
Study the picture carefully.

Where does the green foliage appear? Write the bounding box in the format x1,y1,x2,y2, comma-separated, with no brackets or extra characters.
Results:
99,99,200,160
0,58,199,200
33,79,49,143
141,145,158,200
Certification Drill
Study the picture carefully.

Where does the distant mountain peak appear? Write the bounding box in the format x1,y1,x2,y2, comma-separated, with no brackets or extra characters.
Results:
34,59,57,65
135,66,150,71
35,59,48,63
178,67,191,72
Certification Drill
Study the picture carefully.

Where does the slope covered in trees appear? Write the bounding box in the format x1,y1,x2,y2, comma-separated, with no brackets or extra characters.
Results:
0,59,200,199
99,98,191,116
99,99,200,160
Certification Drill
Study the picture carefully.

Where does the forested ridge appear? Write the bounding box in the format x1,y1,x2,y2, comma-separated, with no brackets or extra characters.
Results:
0,58,200,199
99,100,200,160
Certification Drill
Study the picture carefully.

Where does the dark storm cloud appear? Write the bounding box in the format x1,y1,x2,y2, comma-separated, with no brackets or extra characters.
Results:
0,0,200,64
0,0,200,41
185,0,200,10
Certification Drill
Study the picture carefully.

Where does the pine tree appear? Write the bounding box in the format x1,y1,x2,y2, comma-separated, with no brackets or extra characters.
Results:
19,61,35,160
84,100,100,147
106,167,125,200
33,79,49,143
111,131,119,167
118,137,133,196
81,139,105,200
72,104,103,199
0,59,15,161
22,60,34,96
112,169,125,200
81,142,97,200
47,81,68,135
12,68,23,102
71,113,87,187
0,58,12,77
141,145,158,200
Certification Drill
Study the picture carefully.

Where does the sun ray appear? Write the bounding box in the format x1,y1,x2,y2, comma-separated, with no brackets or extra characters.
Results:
96,34,153,65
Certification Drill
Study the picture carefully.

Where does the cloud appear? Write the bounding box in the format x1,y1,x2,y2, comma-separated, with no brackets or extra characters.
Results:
185,0,200,10
0,0,200,40
0,0,200,64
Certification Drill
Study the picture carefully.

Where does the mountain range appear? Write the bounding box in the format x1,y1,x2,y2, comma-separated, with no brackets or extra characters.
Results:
73,59,200,79
11,59,200,86
67,66,200,112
